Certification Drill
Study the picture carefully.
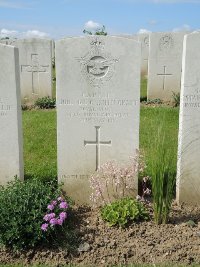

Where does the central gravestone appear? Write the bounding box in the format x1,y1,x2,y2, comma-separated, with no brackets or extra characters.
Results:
56,36,140,204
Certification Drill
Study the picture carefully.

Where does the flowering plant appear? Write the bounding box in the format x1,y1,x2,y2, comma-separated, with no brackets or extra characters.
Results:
41,197,68,232
90,151,146,207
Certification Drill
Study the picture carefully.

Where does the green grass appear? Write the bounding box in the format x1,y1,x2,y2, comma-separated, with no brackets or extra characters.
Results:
22,106,179,182
140,77,147,101
23,110,57,181
140,107,179,177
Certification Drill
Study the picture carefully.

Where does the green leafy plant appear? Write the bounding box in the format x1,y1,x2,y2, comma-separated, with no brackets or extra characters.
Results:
0,178,65,250
145,98,163,105
101,197,149,227
35,97,56,109
83,25,107,36
148,118,176,224
172,91,180,107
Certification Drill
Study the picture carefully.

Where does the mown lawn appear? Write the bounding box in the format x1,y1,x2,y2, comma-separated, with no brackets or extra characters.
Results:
23,106,179,181
23,110,57,181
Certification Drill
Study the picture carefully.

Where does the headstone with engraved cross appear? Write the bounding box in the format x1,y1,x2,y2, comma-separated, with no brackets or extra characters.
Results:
15,38,52,105
148,32,187,101
0,44,24,185
56,36,141,204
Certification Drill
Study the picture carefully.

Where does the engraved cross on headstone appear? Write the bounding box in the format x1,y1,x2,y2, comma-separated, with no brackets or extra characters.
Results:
21,54,49,95
157,65,172,90
84,126,112,171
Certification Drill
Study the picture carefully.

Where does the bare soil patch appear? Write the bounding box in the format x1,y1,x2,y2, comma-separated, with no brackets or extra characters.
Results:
0,203,200,266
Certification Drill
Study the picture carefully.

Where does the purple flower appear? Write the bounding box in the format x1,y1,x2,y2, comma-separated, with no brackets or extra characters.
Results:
59,211,67,220
57,196,64,201
47,204,54,211
59,201,68,209
49,218,58,225
43,214,50,221
41,223,48,231
48,213,55,219
43,213,55,221
57,218,63,225
51,200,57,206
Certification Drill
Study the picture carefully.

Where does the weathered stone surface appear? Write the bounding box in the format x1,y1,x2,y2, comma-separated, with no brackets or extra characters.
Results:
116,34,149,77
137,33,149,77
0,44,24,184
56,36,140,204
148,32,186,101
15,38,52,105
177,32,200,205
0,39,16,46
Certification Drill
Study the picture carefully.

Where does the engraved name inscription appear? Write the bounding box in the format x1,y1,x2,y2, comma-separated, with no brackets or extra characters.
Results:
184,94,200,108
60,174,90,180
0,97,11,116
59,94,138,124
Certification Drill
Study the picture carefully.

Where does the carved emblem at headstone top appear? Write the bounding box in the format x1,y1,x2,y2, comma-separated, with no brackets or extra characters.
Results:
78,37,119,86
159,34,174,51
143,36,149,47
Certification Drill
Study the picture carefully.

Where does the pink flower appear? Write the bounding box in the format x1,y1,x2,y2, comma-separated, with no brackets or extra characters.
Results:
49,218,57,225
41,223,48,231
51,200,57,206
57,218,63,225
47,204,54,211
43,214,50,221
48,213,55,219
59,201,68,209
43,213,55,221
57,196,64,201
59,211,67,220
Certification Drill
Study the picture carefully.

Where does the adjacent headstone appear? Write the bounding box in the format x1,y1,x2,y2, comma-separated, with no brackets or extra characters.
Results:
0,44,24,184
177,32,200,205
116,34,149,77
0,38,16,46
148,32,186,101
56,36,140,204
138,33,149,77
15,38,52,105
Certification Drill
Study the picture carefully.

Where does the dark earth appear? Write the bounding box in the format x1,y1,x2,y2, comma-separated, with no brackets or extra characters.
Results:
0,202,200,266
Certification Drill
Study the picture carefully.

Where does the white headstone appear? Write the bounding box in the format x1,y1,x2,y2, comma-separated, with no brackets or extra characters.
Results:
116,34,149,77
0,39,16,46
138,33,149,77
0,44,24,184
56,36,140,204
15,38,52,105
148,32,186,101
177,32,200,205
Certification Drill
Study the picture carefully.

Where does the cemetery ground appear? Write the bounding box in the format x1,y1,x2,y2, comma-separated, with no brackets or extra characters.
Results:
1,100,200,266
